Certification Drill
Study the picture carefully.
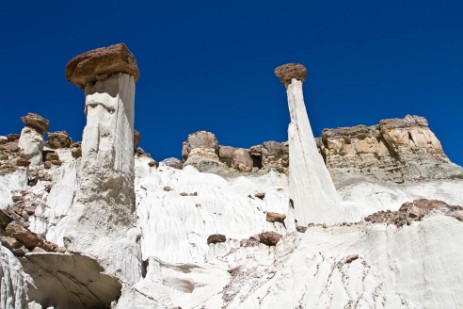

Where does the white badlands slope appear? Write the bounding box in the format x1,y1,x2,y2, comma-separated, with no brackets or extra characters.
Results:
116,156,463,308
1,150,463,308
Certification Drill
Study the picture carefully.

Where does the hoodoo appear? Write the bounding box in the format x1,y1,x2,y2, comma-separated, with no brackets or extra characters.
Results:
275,63,343,225
62,43,142,284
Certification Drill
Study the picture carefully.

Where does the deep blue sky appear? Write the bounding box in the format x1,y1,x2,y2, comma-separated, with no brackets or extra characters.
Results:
0,1,462,165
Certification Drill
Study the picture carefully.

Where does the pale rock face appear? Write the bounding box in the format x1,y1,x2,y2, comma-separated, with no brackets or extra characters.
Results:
18,127,43,166
22,252,121,308
121,156,463,308
62,73,141,285
286,78,344,225
0,245,28,309
224,215,463,309
182,131,219,161
231,148,253,172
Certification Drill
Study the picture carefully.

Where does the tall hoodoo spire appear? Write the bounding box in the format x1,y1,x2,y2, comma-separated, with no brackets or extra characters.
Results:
275,63,343,225
63,43,142,285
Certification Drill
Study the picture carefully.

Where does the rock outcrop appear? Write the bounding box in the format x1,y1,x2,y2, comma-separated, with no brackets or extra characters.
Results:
22,253,122,308
365,199,463,227
250,141,289,173
47,131,72,149
62,44,142,285
182,132,289,174
180,114,462,184
319,115,463,182
182,131,224,170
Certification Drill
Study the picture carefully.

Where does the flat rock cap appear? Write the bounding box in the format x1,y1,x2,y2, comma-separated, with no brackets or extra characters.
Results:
274,63,307,84
66,43,140,89
21,113,50,134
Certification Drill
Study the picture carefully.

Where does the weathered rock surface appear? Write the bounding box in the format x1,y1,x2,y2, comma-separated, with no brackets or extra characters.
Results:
22,253,122,308
182,132,289,175
66,43,140,89
231,148,253,172
250,141,289,173
319,115,463,183
182,131,219,161
47,131,72,149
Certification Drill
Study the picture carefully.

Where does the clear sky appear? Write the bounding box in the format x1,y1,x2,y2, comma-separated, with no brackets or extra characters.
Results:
0,1,462,166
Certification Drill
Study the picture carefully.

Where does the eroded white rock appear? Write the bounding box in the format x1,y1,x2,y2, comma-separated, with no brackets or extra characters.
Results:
18,128,43,166
276,63,343,225
63,72,141,285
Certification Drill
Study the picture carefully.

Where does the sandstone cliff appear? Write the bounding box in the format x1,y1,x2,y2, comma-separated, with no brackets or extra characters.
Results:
181,115,462,183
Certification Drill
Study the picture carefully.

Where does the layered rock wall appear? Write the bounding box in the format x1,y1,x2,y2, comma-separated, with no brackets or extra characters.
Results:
319,115,463,182
181,115,462,183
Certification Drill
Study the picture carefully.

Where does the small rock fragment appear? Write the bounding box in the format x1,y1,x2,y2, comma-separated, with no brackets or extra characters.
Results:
258,231,282,246
207,234,227,244
266,212,286,223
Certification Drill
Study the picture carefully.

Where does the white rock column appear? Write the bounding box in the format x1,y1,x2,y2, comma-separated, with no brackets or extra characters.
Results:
63,44,142,285
275,63,343,225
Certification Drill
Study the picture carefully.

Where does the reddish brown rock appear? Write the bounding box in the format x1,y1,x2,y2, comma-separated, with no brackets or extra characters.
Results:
16,158,31,167
160,157,183,169
207,234,227,244
274,63,307,85
0,209,13,229
7,134,20,142
365,199,463,227
258,231,282,246
344,254,359,264
66,43,140,88
47,131,72,149
21,113,49,135
71,145,82,158
44,151,59,161
148,160,159,168
50,160,62,166
134,130,141,148
266,212,286,224
5,222,41,249
255,192,265,200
